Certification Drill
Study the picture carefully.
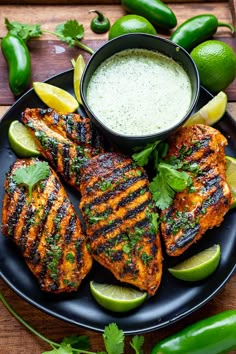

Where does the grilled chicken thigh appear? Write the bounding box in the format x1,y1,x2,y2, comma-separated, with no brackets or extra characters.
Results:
20,108,104,189
2,158,92,293
80,152,163,296
161,124,232,256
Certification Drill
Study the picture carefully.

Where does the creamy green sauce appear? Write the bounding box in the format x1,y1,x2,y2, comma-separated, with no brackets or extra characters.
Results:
86,48,192,136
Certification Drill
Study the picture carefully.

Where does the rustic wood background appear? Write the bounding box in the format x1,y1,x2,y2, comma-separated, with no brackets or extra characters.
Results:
0,1,236,353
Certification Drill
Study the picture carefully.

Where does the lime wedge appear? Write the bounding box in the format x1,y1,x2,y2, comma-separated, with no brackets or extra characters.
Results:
90,281,147,312
33,82,79,113
168,244,221,282
8,120,40,157
73,54,86,105
184,91,227,127
226,156,236,209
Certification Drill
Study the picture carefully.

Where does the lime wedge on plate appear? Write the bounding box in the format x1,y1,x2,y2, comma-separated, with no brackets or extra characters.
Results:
90,281,147,312
73,54,86,105
33,82,79,113
8,120,40,157
226,156,236,209
184,91,227,127
168,244,221,282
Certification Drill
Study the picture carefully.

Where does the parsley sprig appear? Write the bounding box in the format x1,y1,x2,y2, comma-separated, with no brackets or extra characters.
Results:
0,292,144,354
5,18,94,55
132,141,193,210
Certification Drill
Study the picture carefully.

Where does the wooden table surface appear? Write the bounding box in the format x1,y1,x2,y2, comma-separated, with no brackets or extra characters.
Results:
0,2,236,353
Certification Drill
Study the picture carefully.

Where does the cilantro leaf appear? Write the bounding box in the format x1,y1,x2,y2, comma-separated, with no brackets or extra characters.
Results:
5,18,42,42
130,335,144,354
132,141,160,167
5,17,94,55
12,161,50,200
150,173,175,210
103,323,124,354
63,20,84,40
61,335,90,351
150,163,192,210
55,20,93,54
158,163,192,192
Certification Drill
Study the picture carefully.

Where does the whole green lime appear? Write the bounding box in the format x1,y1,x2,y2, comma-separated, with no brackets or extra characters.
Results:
108,14,157,40
191,40,236,93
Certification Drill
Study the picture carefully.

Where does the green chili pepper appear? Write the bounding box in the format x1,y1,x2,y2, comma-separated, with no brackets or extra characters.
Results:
89,10,110,34
1,33,31,96
121,0,177,30
151,310,236,354
170,14,235,52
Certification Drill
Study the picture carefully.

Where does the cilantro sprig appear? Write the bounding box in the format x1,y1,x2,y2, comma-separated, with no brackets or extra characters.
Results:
5,18,94,55
12,161,50,201
0,292,144,354
132,142,193,210
5,18,42,42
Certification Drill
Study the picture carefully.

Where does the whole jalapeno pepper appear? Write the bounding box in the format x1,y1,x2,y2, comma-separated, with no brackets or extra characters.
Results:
170,14,235,52
89,10,111,34
121,0,177,30
1,32,31,96
151,310,236,354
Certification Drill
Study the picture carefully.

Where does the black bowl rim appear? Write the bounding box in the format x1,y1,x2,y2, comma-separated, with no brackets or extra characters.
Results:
80,33,200,140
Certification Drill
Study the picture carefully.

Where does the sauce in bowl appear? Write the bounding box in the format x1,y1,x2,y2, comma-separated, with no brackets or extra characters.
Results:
86,48,192,137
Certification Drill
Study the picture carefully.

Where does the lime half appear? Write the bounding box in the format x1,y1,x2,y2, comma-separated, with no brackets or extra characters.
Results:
226,156,236,209
73,54,86,105
168,244,221,282
90,281,147,312
184,91,227,127
33,82,79,113
8,120,40,157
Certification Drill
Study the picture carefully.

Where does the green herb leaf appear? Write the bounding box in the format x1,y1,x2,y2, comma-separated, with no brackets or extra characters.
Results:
61,334,90,351
12,161,50,200
130,335,144,354
159,163,192,192
5,18,42,42
132,141,160,167
54,19,94,54
42,343,73,354
103,323,124,354
55,20,84,46
150,174,175,210
150,212,159,233
149,163,192,210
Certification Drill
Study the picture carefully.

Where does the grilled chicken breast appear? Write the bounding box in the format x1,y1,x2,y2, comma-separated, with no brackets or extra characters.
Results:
2,158,92,293
161,124,232,256
80,152,162,295
20,108,104,189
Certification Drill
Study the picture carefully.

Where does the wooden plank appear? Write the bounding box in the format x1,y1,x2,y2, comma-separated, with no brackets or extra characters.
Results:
0,0,233,4
0,3,235,106
0,3,234,37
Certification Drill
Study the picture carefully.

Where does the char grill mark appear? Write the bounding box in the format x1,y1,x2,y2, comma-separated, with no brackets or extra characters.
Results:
1,158,92,294
161,124,232,256
20,108,104,189
83,160,134,189
6,189,26,238
64,214,77,243
36,108,103,149
80,152,163,296
82,175,146,210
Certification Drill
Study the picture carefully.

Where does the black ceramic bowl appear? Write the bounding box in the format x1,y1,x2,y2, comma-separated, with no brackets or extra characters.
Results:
80,33,200,150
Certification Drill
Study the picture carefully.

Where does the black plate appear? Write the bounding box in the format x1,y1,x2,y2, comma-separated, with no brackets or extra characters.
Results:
0,69,236,335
